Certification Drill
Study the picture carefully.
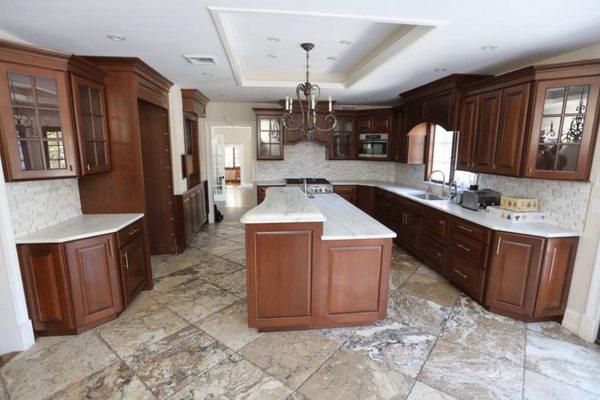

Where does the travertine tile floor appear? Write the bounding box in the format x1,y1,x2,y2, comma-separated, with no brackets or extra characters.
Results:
2,220,600,400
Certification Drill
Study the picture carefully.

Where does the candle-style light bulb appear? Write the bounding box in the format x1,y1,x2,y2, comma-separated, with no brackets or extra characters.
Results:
328,95,332,112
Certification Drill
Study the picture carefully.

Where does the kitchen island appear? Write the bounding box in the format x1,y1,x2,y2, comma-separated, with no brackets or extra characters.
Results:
241,187,396,331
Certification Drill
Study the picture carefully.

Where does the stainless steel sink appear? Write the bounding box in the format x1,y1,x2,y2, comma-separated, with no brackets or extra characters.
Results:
410,192,449,201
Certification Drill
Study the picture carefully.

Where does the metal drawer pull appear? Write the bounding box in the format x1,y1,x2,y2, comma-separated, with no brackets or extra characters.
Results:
456,243,471,252
122,252,130,270
128,228,140,236
458,225,473,233
496,238,502,254
454,269,467,279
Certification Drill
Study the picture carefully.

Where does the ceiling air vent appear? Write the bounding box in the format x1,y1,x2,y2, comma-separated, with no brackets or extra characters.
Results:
183,55,217,65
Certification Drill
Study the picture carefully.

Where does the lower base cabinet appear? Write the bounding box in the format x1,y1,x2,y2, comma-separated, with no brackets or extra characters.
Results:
175,181,208,251
17,218,152,336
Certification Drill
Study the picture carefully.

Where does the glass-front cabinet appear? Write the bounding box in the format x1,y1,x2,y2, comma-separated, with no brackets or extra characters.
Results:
0,63,78,180
255,110,283,160
525,77,600,180
328,117,355,160
71,74,111,175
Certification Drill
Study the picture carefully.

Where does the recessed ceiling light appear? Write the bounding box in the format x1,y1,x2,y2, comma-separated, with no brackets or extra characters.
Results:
267,54,278,59
327,56,337,61
266,37,281,42
202,72,214,77
106,33,126,41
480,45,498,51
339,40,352,46
434,68,447,72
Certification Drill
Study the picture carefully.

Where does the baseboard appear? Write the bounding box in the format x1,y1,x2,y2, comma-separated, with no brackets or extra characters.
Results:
561,308,581,334
19,318,35,350
578,313,600,343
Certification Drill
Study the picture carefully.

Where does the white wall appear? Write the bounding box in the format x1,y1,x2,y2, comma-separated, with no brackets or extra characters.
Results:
213,126,254,186
168,85,188,195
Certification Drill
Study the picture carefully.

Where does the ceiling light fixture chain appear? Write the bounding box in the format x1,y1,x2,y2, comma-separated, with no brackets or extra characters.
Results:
283,42,337,140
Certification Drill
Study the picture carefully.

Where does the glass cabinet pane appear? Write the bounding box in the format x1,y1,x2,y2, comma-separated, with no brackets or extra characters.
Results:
557,145,579,171
35,76,59,107
75,80,109,172
257,116,282,158
8,73,35,105
565,85,589,113
542,87,565,114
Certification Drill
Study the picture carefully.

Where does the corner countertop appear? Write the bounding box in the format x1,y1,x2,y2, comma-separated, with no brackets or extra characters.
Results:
15,214,144,244
241,187,396,240
251,180,580,238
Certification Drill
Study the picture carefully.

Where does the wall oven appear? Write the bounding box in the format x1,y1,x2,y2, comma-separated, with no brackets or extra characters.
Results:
358,133,389,158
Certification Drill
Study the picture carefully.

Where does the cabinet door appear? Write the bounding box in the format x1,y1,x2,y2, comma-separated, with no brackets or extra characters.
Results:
404,101,426,133
329,118,355,159
401,210,422,254
71,74,111,175
524,77,600,180
119,233,148,305
486,232,544,317
534,237,578,318
456,95,479,171
0,63,78,180
257,115,283,160
17,244,76,334
183,195,193,241
355,185,375,215
493,83,531,176
358,116,372,131
472,90,501,173
427,90,454,130
197,184,208,225
65,234,123,327
373,115,391,131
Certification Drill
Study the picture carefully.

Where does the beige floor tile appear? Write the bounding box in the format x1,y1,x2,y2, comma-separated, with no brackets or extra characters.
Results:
527,321,599,349
199,239,245,257
118,290,158,318
154,277,238,324
419,339,523,400
99,305,189,358
406,381,458,400
48,362,154,400
171,354,292,400
441,297,525,365
9,336,69,363
344,320,436,377
192,255,244,282
221,248,247,266
211,225,246,238
211,269,247,297
523,369,599,400
389,260,418,291
299,347,413,400
312,326,356,345
525,331,600,395
0,381,7,400
1,331,118,400
241,331,339,389
401,266,461,307
228,233,246,244
198,301,261,351
125,326,230,399
387,290,453,336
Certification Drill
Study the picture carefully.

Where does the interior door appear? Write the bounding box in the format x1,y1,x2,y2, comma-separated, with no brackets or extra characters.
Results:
138,99,176,254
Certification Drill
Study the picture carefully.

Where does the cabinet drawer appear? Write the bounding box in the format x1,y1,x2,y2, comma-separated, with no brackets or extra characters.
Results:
449,232,489,266
421,235,446,275
422,209,450,244
447,252,486,302
117,219,143,248
451,218,491,244
333,185,356,194
396,196,422,215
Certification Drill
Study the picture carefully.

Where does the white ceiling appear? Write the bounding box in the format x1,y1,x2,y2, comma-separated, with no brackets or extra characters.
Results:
1,0,599,104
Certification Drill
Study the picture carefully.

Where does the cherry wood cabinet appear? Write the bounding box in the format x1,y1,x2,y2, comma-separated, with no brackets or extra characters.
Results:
393,197,422,255
175,182,208,250
254,109,284,160
456,95,479,171
355,185,375,215
332,185,356,203
472,90,502,173
0,40,111,181
328,114,356,160
17,218,152,336
71,74,111,175
357,110,393,134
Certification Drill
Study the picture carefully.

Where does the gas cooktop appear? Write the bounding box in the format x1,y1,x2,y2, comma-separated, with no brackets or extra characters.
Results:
285,178,333,194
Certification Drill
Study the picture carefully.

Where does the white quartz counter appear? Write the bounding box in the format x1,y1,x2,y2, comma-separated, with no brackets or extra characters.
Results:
311,194,396,241
241,187,325,224
241,187,396,240
15,214,144,244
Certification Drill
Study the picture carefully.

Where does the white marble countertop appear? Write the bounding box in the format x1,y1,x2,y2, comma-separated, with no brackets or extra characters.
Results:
240,187,325,224
15,214,144,244
250,180,578,237
311,194,396,241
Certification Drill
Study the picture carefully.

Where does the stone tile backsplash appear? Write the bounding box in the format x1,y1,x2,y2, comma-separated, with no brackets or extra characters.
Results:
255,141,397,181
6,178,82,238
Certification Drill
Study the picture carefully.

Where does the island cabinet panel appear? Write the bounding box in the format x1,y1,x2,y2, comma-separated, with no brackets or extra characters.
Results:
17,244,76,334
534,237,578,318
64,234,123,328
486,233,544,318
246,222,321,330
316,240,391,325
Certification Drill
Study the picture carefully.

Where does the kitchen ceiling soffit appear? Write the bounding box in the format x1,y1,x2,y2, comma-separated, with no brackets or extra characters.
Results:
208,7,444,90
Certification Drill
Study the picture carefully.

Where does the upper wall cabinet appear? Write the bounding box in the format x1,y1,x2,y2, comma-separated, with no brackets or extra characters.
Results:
456,60,600,180
328,111,356,160
254,108,284,160
0,40,110,181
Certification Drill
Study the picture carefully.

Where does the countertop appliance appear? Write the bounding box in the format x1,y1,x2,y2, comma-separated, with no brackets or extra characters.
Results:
285,178,333,194
461,189,501,211
358,133,388,158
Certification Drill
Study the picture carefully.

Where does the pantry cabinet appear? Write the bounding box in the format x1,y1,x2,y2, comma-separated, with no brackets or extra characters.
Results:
0,40,110,181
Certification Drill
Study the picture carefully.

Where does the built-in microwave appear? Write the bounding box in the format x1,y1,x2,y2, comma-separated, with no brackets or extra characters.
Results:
358,133,389,158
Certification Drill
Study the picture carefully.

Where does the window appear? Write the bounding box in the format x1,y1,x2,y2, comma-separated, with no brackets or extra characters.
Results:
224,145,240,168
427,124,477,186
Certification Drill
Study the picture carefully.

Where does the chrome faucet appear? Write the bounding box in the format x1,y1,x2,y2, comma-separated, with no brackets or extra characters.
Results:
427,170,448,197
